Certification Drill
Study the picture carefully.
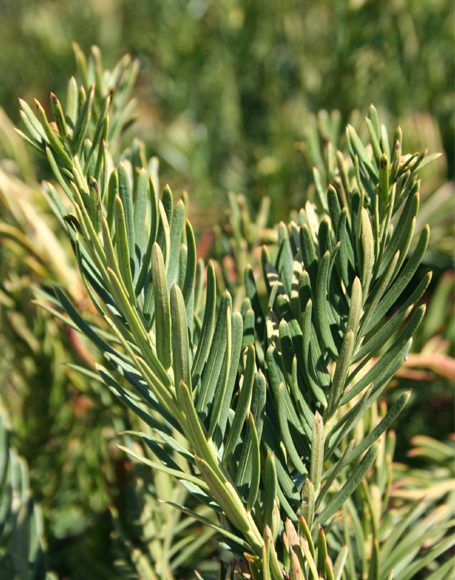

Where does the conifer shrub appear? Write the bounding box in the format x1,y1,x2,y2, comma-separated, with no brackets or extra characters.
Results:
0,47,452,578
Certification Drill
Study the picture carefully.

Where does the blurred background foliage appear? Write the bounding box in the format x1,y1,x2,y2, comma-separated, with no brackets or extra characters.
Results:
0,0,453,577
0,0,453,215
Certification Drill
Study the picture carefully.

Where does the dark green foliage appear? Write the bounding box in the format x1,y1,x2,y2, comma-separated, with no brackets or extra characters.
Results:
0,409,47,579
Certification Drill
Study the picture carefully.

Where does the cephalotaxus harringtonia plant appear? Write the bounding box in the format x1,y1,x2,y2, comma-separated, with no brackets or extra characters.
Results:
18,48,454,577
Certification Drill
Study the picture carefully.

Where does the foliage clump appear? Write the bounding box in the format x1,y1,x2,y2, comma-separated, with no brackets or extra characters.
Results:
0,47,453,578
